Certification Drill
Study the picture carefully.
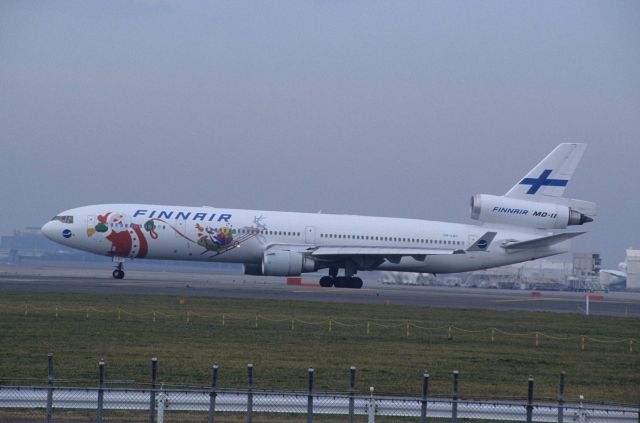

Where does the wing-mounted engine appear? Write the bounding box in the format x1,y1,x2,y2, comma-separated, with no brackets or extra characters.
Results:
246,248,318,276
470,194,594,229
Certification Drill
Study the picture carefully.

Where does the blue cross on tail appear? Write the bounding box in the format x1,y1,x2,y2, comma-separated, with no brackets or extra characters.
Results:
519,169,568,194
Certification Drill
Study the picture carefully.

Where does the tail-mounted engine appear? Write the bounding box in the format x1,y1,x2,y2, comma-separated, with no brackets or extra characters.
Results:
471,194,594,229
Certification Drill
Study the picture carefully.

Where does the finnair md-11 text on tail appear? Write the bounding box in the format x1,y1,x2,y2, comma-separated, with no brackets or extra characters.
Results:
42,144,596,289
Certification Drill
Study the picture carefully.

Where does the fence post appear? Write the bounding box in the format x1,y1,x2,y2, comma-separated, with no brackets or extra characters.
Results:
420,370,429,423
208,364,219,423
97,359,105,423
46,353,54,423
349,366,356,423
149,357,158,423
247,364,254,423
157,386,167,423
307,368,314,423
368,386,376,423
558,372,565,423
578,395,585,423
452,370,459,423
526,376,534,423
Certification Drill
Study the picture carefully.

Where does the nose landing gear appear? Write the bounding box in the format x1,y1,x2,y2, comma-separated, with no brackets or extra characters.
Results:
112,262,125,279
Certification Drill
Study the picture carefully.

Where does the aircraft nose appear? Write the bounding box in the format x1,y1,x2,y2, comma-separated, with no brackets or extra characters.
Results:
41,221,58,241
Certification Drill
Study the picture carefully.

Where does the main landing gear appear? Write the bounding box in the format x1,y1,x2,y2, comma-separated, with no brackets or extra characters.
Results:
319,265,363,289
319,276,363,289
112,262,125,279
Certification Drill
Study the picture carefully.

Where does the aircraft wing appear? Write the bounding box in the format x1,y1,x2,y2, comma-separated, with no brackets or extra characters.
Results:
502,232,585,250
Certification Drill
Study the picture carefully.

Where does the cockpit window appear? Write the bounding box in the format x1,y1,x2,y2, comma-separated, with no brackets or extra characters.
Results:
52,215,73,224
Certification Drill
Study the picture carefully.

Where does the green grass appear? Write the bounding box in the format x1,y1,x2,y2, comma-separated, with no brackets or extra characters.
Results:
0,291,638,403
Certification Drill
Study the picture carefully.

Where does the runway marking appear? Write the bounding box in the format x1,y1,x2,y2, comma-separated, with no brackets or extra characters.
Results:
0,278,37,282
493,297,562,303
288,289,377,294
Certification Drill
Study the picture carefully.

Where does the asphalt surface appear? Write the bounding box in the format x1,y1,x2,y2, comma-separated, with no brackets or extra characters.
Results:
1,264,639,317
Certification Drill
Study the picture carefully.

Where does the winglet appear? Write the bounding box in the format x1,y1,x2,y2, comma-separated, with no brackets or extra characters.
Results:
467,232,497,252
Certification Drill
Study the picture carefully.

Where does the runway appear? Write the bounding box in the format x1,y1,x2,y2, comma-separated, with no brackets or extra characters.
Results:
1,265,639,317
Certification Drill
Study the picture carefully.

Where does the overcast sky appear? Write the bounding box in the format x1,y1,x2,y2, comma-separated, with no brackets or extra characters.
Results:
1,1,639,266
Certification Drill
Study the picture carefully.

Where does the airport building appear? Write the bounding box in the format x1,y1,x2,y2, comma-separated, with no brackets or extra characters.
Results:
0,227,240,272
0,227,81,262
626,249,640,289
382,252,629,292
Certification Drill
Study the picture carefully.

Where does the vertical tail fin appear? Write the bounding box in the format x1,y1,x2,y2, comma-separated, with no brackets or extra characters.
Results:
505,143,586,199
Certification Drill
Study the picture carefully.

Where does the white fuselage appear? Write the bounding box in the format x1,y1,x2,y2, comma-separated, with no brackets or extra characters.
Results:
41,204,568,274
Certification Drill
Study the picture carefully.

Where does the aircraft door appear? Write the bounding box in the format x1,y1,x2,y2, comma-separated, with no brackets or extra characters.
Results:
174,220,190,254
87,215,96,237
305,226,316,244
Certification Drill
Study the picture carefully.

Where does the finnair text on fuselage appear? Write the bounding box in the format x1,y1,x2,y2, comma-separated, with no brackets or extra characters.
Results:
133,209,232,222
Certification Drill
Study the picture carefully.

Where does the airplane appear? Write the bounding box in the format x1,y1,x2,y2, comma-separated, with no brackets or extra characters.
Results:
41,143,596,289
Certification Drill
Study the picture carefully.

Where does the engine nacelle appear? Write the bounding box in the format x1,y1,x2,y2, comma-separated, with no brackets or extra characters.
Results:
261,249,317,276
470,194,593,229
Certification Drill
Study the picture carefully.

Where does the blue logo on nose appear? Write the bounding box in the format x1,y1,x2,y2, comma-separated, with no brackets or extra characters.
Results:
62,229,72,239
477,240,488,249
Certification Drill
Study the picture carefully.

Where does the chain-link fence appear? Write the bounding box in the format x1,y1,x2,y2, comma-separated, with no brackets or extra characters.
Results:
1,357,638,423
1,384,638,423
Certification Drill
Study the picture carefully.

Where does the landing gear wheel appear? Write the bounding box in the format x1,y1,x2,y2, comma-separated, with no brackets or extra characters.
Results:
334,276,347,288
319,276,333,288
112,269,125,279
350,277,363,289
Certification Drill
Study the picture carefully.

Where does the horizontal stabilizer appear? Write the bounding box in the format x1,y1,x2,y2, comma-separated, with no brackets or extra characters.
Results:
540,197,597,217
503,232,585,250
